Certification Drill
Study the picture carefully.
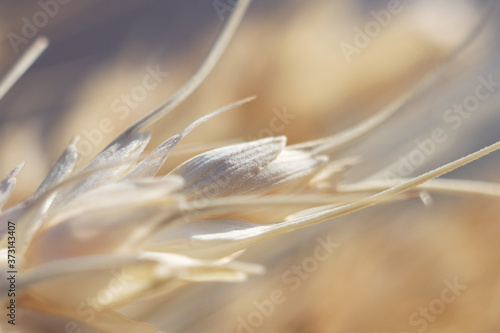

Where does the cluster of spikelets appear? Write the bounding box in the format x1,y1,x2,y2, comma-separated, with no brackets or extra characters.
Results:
1,1,500,332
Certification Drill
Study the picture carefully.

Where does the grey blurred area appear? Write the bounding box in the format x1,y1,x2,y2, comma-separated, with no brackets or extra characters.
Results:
0,0,221,134
0,0,305,127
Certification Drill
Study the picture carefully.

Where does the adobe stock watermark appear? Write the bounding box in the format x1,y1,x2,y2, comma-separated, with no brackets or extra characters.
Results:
340,0,411,63
383,74,499,182
247,106,296,141
213,0,238,21
75,65,169,157
401,277,467,333
383,128,447,180
178,166,233,224
442,74,500,130
55,267,134,333
8,0,72,54
230,235,340,333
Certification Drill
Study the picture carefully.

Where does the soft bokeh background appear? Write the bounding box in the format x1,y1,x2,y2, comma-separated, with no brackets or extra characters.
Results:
1,0,499,332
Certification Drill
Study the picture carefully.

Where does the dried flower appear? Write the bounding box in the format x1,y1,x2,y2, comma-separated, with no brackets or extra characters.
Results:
0,1,499,332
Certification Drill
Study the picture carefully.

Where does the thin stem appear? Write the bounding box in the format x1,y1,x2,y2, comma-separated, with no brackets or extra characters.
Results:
338,178,500,198
104,0,252,150
268,141,500,235
291,0,499,154
0,37,49,100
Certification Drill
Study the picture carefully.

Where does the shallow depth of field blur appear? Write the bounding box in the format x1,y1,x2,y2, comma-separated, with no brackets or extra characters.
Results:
1,0,500,332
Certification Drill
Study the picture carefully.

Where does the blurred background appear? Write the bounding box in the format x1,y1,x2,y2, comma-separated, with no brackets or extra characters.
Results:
1,0,500,332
